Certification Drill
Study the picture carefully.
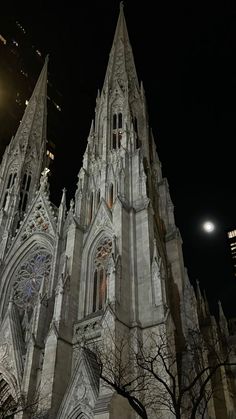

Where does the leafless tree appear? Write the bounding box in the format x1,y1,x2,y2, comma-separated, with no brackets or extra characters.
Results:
0,382,47,419
83,315,236,419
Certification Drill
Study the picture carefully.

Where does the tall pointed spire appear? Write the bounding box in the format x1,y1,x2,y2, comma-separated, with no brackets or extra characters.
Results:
13,55,48,154
102,3,139,92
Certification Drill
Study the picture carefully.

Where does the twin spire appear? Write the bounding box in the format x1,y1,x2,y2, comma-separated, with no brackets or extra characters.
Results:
13,55,48,153
102,2,139,92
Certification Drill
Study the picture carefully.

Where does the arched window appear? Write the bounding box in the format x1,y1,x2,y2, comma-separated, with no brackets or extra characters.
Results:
0,373,16,416
113,114,117,129
13,250,52,311
118,112,122,129
112,112,123,149
108,183,114,208
88,192,94,223
96,189,101,208
22,173,27,189
133,116,140,148
7,173,12,189
3,193,8,209
26,175,31,191
92,237,112,313
1,172,17,209
19,172,32,213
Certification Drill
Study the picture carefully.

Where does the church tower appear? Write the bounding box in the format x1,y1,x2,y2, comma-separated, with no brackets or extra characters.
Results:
0,56,48,258
0,4,235,419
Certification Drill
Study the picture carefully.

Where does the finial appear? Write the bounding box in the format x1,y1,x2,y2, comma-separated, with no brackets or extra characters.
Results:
120,1,124,10
40,167,50,191
60,187,67,206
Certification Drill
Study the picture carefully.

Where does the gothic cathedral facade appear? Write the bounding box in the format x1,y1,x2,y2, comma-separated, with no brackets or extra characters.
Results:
0,5,235,419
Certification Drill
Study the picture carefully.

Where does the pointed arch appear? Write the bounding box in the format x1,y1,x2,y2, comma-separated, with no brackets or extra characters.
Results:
88,191,94,224
1,164,18,209
68,408,91,419
79,227,114,318
96,189,101,209
0,366,18,416
91,236,112,313
19,171,32,213
112,109,123,149
0,233,53,320
108,183,114,209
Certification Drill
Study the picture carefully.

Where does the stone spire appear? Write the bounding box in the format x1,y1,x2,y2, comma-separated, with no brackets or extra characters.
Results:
12,55,48,155
0,56,49,250
102,2,139,93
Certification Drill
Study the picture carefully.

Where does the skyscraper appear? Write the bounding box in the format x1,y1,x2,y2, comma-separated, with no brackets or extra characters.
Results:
0,16,61,166
227,229,236,277
0,5,235,418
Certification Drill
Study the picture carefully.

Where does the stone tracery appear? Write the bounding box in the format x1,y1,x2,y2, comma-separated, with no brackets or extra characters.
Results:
13,248,52,309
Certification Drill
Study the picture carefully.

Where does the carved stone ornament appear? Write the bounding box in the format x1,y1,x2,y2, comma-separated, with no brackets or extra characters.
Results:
0,342,8,361
13,248,52,309
21,199,54,241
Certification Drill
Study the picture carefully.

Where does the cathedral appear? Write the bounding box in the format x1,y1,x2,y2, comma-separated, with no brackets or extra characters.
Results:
0,4,235,419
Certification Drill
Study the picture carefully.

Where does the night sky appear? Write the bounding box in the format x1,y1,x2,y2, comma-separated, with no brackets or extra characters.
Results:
4,1,236,318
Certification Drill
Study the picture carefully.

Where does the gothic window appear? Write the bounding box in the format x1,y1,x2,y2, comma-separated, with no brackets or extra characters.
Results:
108,183,114,208
92,237,112,312
0,373,16,416
112,112,122,149
133,116,140,148
96,189,101,208
22,173,27,189
19,172,32,213
13,249,52,310
118,112,122,128
2,193,8,209
7,173,12,189
113,114,117,129
26,175,31,191
88,192,94,223
2,171,17,209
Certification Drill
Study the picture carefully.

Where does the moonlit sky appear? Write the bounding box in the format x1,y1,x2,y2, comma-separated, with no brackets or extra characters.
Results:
2,1,236,318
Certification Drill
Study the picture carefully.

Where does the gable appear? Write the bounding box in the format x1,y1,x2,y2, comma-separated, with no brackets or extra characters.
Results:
0,304,24,388
19,193,56,242
57,350,99,419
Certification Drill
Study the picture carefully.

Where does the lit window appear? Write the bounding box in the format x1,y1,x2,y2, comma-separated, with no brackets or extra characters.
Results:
25,100,29,106
112,112,122,149
46,150,54,160
0,34,6,45
12,39,19,47
36,49,42,56
53,101,61,112
21,70,28,78
228,230,236,238
92,237,112,313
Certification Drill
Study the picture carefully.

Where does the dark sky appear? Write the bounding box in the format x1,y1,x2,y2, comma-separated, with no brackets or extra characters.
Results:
6,1,236,318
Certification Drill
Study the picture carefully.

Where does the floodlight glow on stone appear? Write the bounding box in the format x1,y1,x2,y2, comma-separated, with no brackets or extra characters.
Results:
203,221,215,233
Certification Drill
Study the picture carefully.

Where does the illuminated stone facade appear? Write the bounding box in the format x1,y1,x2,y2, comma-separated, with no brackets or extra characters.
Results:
0,5,235,419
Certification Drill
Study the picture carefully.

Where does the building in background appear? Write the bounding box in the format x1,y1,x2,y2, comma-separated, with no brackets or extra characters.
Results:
227,229,236,277
0,16,61,167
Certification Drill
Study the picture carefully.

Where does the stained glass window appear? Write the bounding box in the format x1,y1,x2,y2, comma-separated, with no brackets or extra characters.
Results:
92,237,112,312
13,249,52,309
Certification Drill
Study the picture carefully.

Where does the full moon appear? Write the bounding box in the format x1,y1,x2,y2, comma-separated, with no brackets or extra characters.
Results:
202,221,215,233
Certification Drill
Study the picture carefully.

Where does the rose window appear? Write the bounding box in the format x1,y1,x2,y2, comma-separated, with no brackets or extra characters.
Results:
13,250,52,309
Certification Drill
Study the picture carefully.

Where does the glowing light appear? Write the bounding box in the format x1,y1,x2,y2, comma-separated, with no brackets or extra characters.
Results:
202,221,215,233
